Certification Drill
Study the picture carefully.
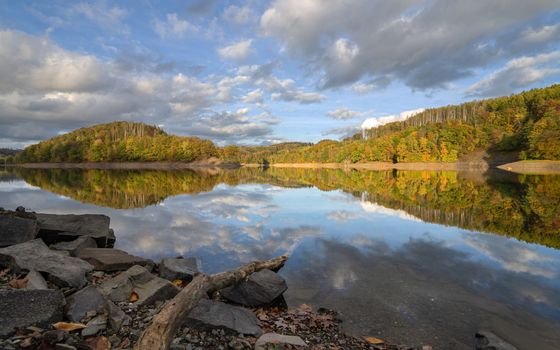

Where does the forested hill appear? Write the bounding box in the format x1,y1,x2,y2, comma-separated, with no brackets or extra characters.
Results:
15,122,218,163
228,84,560,164
13,84,560,164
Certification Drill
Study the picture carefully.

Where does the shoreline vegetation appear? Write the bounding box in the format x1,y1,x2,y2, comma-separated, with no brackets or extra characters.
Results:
8,85,560,171
9,159,560,174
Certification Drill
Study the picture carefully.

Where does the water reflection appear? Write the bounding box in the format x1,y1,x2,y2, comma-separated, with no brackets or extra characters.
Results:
2,167,560,349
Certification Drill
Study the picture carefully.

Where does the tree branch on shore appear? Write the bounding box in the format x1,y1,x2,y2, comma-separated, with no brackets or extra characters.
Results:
134,255,289,350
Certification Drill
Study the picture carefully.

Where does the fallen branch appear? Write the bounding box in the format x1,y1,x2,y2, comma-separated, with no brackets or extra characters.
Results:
134,255,288,350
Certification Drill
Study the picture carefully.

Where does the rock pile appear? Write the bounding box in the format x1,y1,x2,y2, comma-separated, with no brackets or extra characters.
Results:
0,207,428,350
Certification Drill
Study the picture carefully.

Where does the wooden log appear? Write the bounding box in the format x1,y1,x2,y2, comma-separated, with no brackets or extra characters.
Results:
134,255,288,350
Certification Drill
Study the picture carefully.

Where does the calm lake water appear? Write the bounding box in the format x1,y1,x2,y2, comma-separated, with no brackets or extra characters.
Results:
2,167,560,349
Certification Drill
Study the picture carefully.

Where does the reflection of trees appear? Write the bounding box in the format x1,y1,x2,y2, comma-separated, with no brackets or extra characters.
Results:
10,167,560,248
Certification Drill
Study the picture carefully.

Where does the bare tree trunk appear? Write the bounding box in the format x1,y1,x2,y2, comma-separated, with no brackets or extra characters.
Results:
134,255,288,350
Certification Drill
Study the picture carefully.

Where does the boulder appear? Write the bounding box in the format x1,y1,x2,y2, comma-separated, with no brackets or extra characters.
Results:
221,269,287,307
159,257,199,282
0,289,65,336
255,333,307,349
77,248,151,272
98,265,179,306
0,212,38,247
26,270,49,290
36,213,115,247
475,331,518,350
50,236,97,256
65,285,107,322
0,239,93,288
185,299,262,336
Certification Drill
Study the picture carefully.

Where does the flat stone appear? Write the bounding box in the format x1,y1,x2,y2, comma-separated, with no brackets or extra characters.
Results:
36,213,115,248
0,289,64,336
98,265,179,306
50,236,97,256
185,299,262,336
255,333,307,350
0,239,93,288
65,285,108,322
159,257,198,282
221,269,287,307
77,248,150,272
26,270,49,290
81,315,107,337
55,344,77,350
476,331,518,350
0,212,38,247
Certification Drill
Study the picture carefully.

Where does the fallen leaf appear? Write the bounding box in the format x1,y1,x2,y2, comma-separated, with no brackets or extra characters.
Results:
19,337,33,348
52,322,87,332
172,279,183,287
119,337,130,348
9,277,28,289
364,336,384,345
298,303,312,312
129,291,139,302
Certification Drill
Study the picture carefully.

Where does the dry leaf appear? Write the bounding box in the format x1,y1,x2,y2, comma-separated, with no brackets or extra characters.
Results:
129,291,139,302
52,322,87,332
364,336,384,345
9,277,28,289
172,279,183,287
19,337,33,348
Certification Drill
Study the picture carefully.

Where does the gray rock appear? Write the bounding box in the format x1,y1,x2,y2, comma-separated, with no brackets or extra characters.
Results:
475,331,518,350
221,269,287,307
36,213,115,247
50,236,97,256
81,315,107,337
65,285,107,322
0,212,38,247
185,299,262,336
159,257,199,282
0,239,93,288
107,300,130,331
77,248,151,272
98,265,179,306
0,289,64,336
25,270,49,290
255,333,307,349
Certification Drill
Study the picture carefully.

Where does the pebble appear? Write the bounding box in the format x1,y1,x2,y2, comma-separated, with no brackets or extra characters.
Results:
55,344,78,350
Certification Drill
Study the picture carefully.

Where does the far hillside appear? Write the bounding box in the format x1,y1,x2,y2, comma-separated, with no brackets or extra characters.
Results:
15,122,218,163
14,84,560,165
228,84,560,164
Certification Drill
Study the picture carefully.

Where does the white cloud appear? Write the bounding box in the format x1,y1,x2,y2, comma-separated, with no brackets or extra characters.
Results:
261,0,560,89
361,108,424,130
153,13,197,39
327,108,365,120
223,5,255,25
218,39,253,61
466,51,560,97
71,1,128,32
242,89,264,104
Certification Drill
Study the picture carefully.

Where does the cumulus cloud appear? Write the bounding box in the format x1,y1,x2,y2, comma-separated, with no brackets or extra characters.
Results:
327,108,365,120
153,13,198,39
0,29,281,146
261,0,560,89
223,5,255,25
218,39,253,61
466,51,560,97
361,108,425,130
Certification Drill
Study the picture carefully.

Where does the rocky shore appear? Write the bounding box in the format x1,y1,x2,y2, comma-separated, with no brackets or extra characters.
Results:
0,207,512,350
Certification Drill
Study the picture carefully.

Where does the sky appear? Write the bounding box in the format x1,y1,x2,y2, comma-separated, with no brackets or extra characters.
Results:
0,0,559,148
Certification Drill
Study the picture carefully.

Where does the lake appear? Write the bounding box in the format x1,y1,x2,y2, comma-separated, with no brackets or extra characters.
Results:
1,167,560,349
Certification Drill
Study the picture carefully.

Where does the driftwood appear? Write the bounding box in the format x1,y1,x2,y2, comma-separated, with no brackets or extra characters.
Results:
134,255,289,350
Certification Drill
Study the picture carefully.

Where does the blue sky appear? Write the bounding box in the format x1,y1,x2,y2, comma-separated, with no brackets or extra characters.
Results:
0,0,559,147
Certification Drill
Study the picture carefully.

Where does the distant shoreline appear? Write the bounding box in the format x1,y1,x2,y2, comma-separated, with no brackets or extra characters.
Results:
9,160,560,174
